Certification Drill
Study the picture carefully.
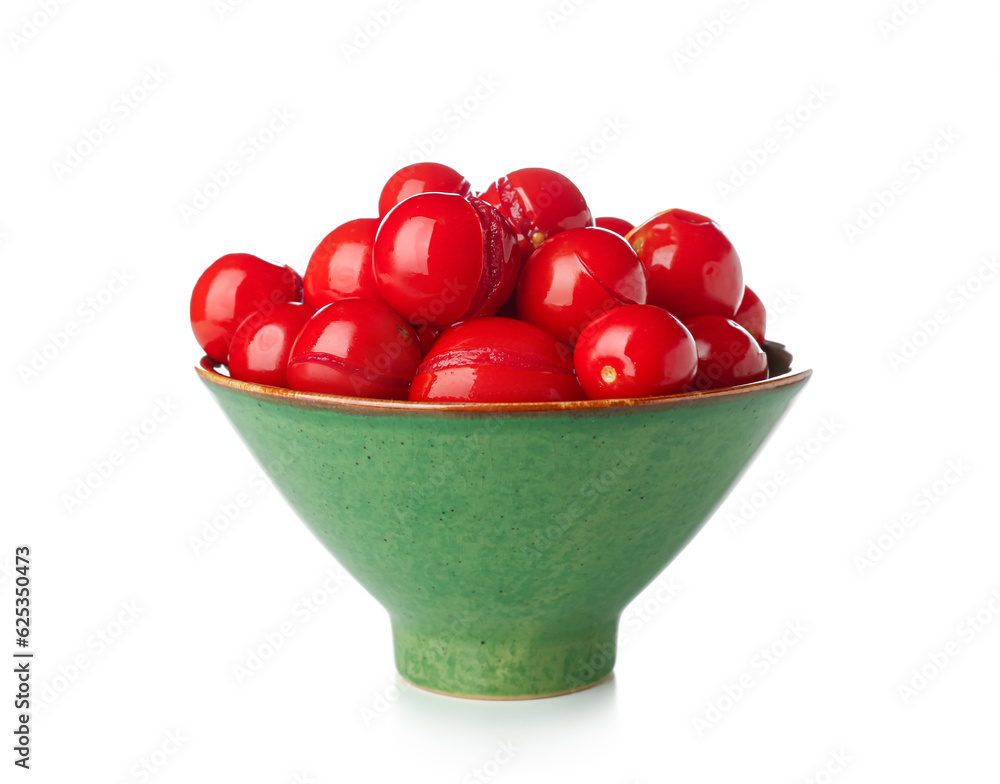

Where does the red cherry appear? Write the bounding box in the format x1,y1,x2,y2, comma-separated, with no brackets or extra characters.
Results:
287,299,422,399
409,317,584,403
190,253,303,364
303,218,381,309
733,285,766,346
228,302,316,387
594,216,634,237
627,209,743,320
378,162,471,218
684,315,767,391
516,227,647,348
574,305,697,399
480,167,593,254
373,193,520,329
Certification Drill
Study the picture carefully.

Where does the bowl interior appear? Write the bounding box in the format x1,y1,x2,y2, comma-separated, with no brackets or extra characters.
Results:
196,339,805,413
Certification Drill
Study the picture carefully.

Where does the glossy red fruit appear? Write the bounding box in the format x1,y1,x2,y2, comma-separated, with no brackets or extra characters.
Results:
303,218,381,309
410,317,584,403
595,216,634,237
733,285,766,346
516,227,647,348
574,305,697,400
287,299,422,399
373,193,520,329
190,253,303,364
228,302,316,387
627,209,743,321
684,315,767,391
480,167,593,255
378,162,471,218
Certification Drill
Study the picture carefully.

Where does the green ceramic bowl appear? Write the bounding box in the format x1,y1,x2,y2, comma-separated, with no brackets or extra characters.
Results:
197,343,811,699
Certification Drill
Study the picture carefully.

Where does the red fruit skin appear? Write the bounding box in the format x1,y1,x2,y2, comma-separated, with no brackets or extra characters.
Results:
286,299,422,399
574,304,698,400
228,302,316,387
378,162,471,218
190,253,303,364
373,193,520,329
595,216,634,237
684,315,768,391
480,167,593,254
516,227,647,348
409,317,584,403
627,209,743,321
733,285,766,346
303,218,381,309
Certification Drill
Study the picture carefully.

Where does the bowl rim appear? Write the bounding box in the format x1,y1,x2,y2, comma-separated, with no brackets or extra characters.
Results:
195,341,812,414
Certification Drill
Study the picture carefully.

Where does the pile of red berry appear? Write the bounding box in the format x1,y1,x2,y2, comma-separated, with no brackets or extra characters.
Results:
190,163,769,403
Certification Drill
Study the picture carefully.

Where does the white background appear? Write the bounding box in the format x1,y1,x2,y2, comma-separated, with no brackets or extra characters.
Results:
4,0,999,781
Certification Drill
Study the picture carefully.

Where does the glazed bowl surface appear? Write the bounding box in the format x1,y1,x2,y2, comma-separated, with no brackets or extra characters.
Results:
197,343,811,698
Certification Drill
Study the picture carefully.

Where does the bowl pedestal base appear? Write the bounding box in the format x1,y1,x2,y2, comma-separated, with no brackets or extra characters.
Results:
391,616,618,700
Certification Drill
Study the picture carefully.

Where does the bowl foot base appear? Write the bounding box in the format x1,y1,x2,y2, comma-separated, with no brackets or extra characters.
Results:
398,669,614,701
391,617,617,699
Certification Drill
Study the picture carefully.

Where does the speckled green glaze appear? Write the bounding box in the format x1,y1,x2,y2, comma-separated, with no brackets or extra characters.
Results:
197,347,810,699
